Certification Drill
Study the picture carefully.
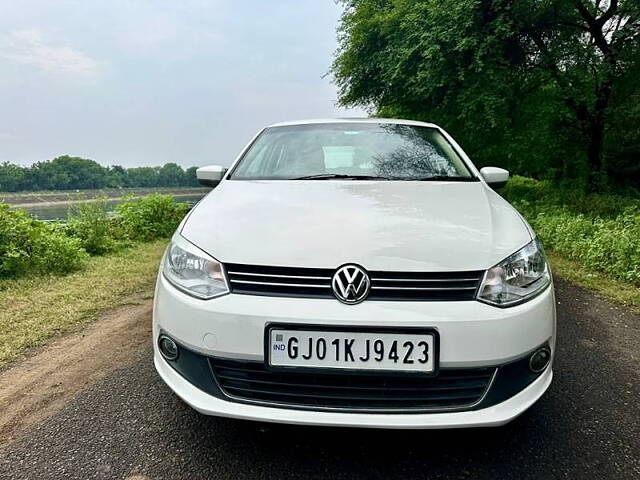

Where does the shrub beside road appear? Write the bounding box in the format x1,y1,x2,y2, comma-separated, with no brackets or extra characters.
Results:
502,177,640,284
0,194,188,277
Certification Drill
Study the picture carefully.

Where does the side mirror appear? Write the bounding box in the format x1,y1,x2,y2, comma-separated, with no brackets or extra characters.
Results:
480,167,509,189
196,165,228,188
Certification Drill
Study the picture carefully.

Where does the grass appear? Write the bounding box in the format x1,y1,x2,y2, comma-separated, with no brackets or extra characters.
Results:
0,239,167,369
547,251,640,313
501,176,640,285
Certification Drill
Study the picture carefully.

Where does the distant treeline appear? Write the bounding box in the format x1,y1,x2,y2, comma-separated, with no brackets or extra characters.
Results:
0,156,200,192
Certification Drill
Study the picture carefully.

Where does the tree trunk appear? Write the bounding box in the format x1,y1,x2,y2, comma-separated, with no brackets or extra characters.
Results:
585,78,614,192
586,116,606,192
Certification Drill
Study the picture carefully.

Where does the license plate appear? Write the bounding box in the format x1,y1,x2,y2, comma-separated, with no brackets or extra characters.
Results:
267,327,437,373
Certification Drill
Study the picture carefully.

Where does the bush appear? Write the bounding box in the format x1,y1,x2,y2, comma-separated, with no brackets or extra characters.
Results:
0,204,88,277
502,175,640,218
502,177,640,284
115,194,189,242
0,193,189,280
67,197,122,255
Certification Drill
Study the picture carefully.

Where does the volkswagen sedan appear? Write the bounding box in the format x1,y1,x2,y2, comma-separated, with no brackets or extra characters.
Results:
153,118,555,429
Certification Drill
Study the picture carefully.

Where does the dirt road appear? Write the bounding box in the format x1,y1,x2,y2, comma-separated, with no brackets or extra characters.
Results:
0,297,151,445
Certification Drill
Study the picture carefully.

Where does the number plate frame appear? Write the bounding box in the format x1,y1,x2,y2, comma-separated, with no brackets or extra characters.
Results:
264,323,440,377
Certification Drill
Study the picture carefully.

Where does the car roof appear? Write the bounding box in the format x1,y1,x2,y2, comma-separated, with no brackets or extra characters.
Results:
266,118,440,129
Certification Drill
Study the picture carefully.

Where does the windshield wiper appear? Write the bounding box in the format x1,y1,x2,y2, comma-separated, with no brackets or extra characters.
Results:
290,174,476,181
291,174,391,180
412,175,477,182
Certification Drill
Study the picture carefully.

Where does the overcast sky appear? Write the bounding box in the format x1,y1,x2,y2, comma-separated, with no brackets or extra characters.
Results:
0,0,366,167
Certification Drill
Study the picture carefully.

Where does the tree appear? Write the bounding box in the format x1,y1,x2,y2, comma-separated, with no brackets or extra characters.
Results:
31,156,108,190
185,166,199,186
526,0,640,188
157,162,186,187
125,166,161,188
0,157,202,192
331,0,640,190
0,162,29,192
106,165,128,188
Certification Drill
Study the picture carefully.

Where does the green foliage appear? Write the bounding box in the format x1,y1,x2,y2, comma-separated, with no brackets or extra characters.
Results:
124,166,162,188
158,163,188,187
331,0,640,190
116,194,190,242
502,176,640,217
0,204,88,277
0,157,201,192
185,166,199,186
0,193,190,280
67,198,122,255
0,162,29,192
502,177,640,284
30,156,107,190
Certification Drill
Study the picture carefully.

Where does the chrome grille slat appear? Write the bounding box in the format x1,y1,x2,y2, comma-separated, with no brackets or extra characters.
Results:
226,263,483,301
371,286,478,291
370,277,479,282
230,279,329,288
227,271,331,280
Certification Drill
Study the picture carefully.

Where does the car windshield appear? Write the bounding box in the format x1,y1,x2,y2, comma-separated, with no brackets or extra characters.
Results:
229,123,475,180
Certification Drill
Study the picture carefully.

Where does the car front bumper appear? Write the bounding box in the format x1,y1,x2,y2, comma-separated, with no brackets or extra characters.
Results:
152,273,556,429
155,349,552,429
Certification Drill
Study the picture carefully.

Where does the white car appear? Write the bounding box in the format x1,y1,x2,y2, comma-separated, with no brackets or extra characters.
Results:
153,118,555,429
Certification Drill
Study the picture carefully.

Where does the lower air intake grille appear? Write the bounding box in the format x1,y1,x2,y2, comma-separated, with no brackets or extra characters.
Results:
210,358,496,412
225,263,483,301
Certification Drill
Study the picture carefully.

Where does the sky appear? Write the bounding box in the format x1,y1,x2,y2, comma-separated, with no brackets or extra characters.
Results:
0,0,366,167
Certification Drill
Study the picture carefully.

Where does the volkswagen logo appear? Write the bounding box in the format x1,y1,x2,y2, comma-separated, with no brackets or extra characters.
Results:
331,264,371,304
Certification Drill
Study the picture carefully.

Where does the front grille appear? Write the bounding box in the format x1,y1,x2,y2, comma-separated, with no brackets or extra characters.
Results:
210,358,496,412
226,263,334,298
226,263,483,301
368,270,483,301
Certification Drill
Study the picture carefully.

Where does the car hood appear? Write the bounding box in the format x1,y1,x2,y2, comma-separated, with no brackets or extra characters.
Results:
181,180,532,272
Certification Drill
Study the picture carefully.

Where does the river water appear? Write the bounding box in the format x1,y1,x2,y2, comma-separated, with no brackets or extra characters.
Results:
13,194,206,221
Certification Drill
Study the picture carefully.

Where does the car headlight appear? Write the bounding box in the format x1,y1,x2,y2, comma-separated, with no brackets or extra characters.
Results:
162,234,229,299
477,238,550,307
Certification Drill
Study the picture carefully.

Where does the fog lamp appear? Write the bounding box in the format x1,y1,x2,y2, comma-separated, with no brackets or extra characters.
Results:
158,335,179,361
529,347,551,373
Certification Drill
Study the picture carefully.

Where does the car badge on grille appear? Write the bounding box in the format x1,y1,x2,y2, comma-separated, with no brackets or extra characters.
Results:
331,264,371,304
